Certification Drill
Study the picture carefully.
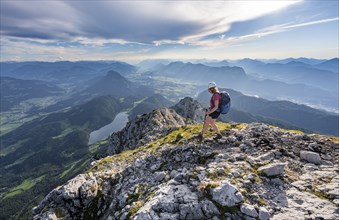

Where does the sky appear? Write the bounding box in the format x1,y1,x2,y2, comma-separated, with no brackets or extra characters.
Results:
0,0,338,63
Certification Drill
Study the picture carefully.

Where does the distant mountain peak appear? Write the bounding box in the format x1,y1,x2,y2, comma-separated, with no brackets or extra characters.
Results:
106,70,126,79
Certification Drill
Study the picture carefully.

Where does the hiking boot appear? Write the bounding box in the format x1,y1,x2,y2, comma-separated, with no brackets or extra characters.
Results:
197,133,203,142
214,134,222,140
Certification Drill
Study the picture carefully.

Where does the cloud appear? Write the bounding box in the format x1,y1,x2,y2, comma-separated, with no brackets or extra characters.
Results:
0,37,155,62
0,1,299,45
0,1,82,40
233,17,339,41
195,17,339,47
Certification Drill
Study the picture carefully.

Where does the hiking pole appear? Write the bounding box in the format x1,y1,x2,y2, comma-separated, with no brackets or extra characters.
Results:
203,109,208,127
199,109,208,139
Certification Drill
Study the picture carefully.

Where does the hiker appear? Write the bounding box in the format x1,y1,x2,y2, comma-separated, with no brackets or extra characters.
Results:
198,82,222,141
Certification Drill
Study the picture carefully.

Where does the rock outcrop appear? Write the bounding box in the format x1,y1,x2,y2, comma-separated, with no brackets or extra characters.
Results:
108,97,205,155
33,98,339,220
108,108,186,155
171,97,205,123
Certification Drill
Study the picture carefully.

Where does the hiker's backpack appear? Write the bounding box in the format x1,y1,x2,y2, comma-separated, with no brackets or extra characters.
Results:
217,91,231,114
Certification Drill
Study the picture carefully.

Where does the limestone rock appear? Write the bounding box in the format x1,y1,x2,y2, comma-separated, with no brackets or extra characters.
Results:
316,177,339,199
108,108,186,155
211,181,244,207
256,152,275,162
179,200,220,220
154,171,166,182
258,162,286,177
241,204,258,218
300,150,321,165
272,187,338,220
32,174,98,219
171,97,205,123
134,184,218,219
259,207,270,220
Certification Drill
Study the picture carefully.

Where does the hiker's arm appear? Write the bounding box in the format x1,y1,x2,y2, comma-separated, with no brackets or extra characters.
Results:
207,99,219,115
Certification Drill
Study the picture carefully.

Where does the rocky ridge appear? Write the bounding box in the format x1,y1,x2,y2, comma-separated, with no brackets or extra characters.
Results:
108,108,186,155
108,97,205,155
32,98,339,220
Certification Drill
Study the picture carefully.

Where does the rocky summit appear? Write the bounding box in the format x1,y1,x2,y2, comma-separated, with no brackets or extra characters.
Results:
32,98,339,220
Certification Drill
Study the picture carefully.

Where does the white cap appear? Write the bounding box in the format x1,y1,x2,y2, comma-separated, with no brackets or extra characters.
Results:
208,82,217,89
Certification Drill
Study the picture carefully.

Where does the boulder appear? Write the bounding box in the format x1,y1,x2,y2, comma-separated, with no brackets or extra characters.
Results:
300,151,321,165
259,207,270,220
240,204,258,218
211,181,244,207
135,184,198,217
32,174,97,219
179,200,220,220
61,175,87,200
154,171,166,182
258,163,286,177
257,152,275,162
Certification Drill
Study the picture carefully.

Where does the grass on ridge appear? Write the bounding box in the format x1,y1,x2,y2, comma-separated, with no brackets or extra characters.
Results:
86,122,247,173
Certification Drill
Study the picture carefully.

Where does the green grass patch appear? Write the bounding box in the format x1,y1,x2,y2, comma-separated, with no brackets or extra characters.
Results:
89,139,109,154
148,122,245,148
306,190,331,200
60,159,82,178
258,198,268,206
328,136,339,144
55,208,65,218
206,167,232,180
127,192,142,204
86,145,152,173
4,151,36,169
2,175,46,200
0,138,30,156
0,122,22,134
319,135,339,144
198,181,221,200
286,129,304,135
146,191,155,202
126,201,144,220
52,127,74,139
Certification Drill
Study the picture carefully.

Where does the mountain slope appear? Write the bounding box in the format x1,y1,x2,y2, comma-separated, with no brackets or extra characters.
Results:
39,71,153,113
128,94,174,120
314,58,339,72
0,61,137,84
155,61,337,111
84,70,133,97
0,96,125,220
0,77,64,111
231,59,338,92
158,61,247,83
32,99,339,220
